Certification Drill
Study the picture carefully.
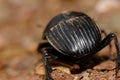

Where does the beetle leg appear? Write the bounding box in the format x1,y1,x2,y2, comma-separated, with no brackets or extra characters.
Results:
43,49,53,80
96,33,120,77
101,29,112,51
37,40,54,80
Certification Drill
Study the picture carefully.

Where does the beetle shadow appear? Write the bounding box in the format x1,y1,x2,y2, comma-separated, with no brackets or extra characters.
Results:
71,54,111,74
49,52,114,74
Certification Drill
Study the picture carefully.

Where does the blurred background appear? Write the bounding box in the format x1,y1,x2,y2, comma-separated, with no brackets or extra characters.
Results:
0,0,120,80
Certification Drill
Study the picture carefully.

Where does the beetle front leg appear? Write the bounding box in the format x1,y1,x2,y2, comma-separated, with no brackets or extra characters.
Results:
43,49,53,80
38,41,54,80
96,33,120,77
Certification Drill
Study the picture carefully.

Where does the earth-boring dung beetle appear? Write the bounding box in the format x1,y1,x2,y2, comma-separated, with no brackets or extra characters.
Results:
38,11,120,80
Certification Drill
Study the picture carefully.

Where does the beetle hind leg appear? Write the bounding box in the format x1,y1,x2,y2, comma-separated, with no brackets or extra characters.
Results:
101,29,112,52
96,33,120,77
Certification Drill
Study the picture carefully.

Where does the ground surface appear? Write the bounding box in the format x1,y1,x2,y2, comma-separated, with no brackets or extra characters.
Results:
35,46,120,80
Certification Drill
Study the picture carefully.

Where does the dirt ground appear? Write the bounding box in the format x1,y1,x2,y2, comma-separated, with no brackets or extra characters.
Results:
35,44,120,80
0,0,120,80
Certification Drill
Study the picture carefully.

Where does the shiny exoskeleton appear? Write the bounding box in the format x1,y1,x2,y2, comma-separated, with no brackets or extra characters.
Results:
38,11,120,80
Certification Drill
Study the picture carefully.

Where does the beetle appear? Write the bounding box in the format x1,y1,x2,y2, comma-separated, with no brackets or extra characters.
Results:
38,11,120,80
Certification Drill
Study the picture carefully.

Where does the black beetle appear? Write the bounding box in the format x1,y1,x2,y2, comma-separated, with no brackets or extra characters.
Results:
38,11,120,80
